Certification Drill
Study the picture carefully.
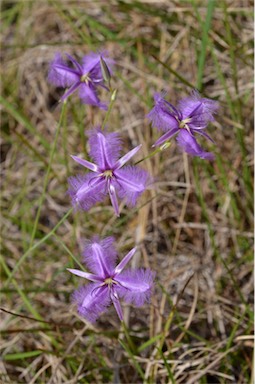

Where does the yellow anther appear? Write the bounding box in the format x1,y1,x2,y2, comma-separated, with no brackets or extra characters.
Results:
179,118,192,129
103,170,113,178
80,74,90,83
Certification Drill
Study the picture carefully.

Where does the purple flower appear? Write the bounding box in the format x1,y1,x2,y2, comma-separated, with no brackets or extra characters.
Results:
48,51,114,109
68,129,150,216
68,236,155,322
147,90,219,160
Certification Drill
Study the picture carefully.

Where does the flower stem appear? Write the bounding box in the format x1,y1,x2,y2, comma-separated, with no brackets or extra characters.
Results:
121,320,136,353
134,142,171,165
101,89,117,130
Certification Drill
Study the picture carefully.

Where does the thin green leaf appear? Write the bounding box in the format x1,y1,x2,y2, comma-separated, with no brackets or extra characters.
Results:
3,350,43,361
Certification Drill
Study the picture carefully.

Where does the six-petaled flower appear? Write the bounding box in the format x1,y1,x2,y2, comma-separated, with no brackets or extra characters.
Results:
48,51,114,109
147,90,219,160
68,236,155,322
68,129,150,216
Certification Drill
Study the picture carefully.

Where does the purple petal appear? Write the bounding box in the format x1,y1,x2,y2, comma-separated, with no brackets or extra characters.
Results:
82,51,114,80
72,284,110,323
71,155,99,172
147,106,179,133
88,129,122,170
114,247,137,275
110,289,123,320
178,91,203,117
114,166,149,206
79,83,106,109
176,130,214,160
163,99,182,120
178,90,219,129
108,181,120,216
152,127,179,147
82,236,118,276
194,129,215,143
114,144,142,170
115,269,155,307
82,52,103,75
48,53,80,87
147,93,179,132
67,268,103,283
60,81,81,102
68,173,107,211
73,175,105,204
65,53,83,73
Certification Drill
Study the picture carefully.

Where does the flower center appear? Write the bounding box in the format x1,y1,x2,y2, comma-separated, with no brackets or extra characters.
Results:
104,277,116,286
80,73,90,83
179,118,192,129
103,170,113,178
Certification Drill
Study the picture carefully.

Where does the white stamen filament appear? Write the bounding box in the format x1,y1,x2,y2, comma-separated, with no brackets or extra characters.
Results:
80,73,91,83
102,170,113,178
179,117,192,129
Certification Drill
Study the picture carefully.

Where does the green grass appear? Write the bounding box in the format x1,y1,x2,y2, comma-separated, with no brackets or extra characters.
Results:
1,1,253,383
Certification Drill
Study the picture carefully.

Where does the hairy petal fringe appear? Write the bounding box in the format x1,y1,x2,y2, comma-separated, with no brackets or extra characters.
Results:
48,53,80,88
116,268,155,307
114,166,150,206
68,173,107,211
88,129,123,169
73,284,110,323
82,236,118,275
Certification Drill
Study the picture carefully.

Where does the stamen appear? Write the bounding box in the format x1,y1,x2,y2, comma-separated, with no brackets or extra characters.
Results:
179,118,192,129
80,74,90,83
104,277,114,285
103,170,113,178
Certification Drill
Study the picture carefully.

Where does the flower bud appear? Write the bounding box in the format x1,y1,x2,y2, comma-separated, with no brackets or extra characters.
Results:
100,55,111,85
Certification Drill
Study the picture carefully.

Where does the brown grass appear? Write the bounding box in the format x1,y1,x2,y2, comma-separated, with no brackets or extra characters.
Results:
1,0,254,383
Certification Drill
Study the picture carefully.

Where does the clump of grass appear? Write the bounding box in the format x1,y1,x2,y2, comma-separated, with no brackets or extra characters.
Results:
1,1,253,383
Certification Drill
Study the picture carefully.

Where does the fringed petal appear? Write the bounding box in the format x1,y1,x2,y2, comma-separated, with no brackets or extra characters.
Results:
48,53,80,87
73,284,110,323
115,269,155,307
68,173,107,211
178,90,219,129
114,166,149,206
88,129,122,170
82,236,118,276
176,130,214,160
147,92,179,132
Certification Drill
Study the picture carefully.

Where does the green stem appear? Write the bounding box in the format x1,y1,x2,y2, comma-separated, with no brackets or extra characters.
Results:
135,142,171,165
101,89,117,130
121,320,136,353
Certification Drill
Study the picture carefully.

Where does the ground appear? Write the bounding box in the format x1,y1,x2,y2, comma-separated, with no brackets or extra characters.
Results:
1,1,254,383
